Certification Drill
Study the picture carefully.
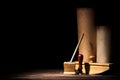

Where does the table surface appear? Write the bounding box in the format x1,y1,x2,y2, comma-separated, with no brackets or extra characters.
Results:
8,69,120,80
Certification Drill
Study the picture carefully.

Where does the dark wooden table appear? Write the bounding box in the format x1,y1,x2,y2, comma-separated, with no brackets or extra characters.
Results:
6,69,120,80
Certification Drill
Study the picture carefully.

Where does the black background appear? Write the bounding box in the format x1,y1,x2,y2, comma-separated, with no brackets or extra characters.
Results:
1,0,120,76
